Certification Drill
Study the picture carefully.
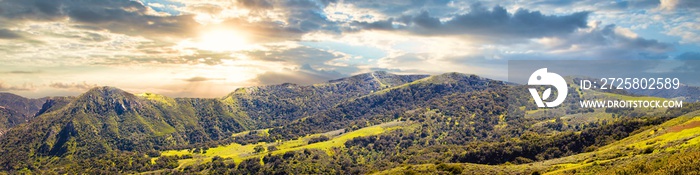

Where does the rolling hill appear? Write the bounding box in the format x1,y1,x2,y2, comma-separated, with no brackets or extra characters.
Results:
0,71,697,174
223,71,428,128
0,87,252,171
377,104,700,174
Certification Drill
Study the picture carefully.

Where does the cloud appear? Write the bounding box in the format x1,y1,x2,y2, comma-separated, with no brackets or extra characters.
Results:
659,0,700,10
169,0,342,43
0,0,696,98
676,52,700,60
3,70,41,74
0,81,35,91
533,23,671,58
335,0,456,17
49,82,98,91
353,4,590,39
666,21,700,44
238,0,273,10
254,64,346,85
525,0,660,10
0,0,199,39
0,29,22,39
183,76,224,82
244,46,345,65
238,44,360,85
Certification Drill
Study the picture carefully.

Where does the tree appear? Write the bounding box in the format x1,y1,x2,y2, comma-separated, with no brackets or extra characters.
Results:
267,145,278,151
254,145,265,153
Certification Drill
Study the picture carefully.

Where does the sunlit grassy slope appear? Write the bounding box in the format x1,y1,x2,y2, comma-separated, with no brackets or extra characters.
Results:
159,121,406,169
376,110,700,175
524,88,669,134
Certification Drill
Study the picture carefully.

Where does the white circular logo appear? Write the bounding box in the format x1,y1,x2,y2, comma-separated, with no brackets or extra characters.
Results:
528,68,568,108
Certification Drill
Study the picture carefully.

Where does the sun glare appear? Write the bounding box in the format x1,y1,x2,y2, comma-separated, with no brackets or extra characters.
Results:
177,29,250,52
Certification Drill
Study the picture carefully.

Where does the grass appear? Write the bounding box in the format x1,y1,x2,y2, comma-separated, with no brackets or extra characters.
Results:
137,93,176,106
132,114,175,137
158,121,406,168
270,121,402,156
526,108,545,114
541,111,700,174
370,74,441,95
374,162,543,175
161,149,193,157
375,110,700,175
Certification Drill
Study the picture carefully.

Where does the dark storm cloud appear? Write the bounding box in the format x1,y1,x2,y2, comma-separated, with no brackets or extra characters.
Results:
238,0,274,9
441,22,673,69
529,0,576,6
607,0,661,9
528,0,660,9
217,0,340,43
678,0,700,8
0,0,199,38
0,29,23,39
555,24,670,53
341,0,454,16
287,10,337,34
220,17,336,43
0,0,63,21
351,20,396,31
672,53,700,75
353,4,589,38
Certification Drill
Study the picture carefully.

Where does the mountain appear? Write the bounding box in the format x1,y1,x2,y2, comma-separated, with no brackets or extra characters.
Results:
0,107,22,136
224,71,428,128
161,73,690,174
0,93,45,136
0,87,253,171
265,73,504,141
0,72,697,174
567,77,700,102
0,92,45,117
34,96,75,117
628,84,700,102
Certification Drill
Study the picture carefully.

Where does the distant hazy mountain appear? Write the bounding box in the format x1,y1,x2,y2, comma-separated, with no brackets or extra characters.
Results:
628,84,700,102
0,93,45,136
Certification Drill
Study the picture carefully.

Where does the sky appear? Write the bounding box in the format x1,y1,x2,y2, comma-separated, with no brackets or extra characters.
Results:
0,0,698,98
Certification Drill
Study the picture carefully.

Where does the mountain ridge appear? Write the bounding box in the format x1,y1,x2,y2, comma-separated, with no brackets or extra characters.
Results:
0,71,697,174
0,92,46,137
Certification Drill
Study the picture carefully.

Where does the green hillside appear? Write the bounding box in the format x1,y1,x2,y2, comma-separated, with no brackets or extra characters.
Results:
376,106,700,175
0,72,697,174
0,87,253,172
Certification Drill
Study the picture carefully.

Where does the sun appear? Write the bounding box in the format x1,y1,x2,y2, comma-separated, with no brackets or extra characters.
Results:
177,28,250,52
